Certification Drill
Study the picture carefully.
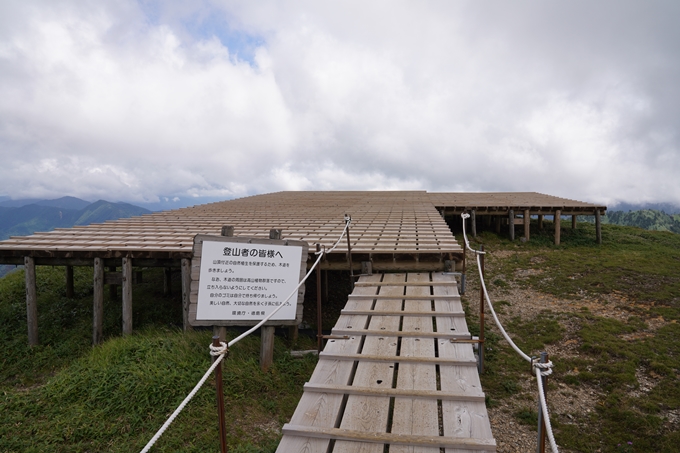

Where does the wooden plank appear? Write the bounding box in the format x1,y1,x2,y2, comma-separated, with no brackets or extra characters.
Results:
303,383,485,402
391,272,439,453
276,274,382,453
122,256,132,335
432,273,495,452
93,258,104,345
281,424,496,450
24,256,39,346
354,281,456,287
333,273,404,453
319,352,476,366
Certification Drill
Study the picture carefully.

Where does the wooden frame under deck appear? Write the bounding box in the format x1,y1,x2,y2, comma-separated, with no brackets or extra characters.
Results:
0,191,605,345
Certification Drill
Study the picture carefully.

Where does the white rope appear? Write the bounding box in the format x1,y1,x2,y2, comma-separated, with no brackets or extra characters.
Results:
462,213,531,362
140,346,228,453
140,217,351,452
461,212,558,453
318,215,351,255
535,364,559,453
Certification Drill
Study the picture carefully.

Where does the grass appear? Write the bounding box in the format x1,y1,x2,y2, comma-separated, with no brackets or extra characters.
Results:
0,267,317,452
461,221,680,452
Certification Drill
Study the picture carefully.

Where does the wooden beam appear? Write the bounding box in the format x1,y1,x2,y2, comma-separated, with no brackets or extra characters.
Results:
470,209,477,237
24,256,39,346
495,215,501,234
538,214,544,230
508,209,515,241
93,258,104,345
122,257,132,335
181,258,192,332
572,214,577,229
524,209,530,241
554,209,562,246
595,209,602,244
65,265,74,298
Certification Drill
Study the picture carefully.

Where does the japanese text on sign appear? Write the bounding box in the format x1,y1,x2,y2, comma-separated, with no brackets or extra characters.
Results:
196,240,303,321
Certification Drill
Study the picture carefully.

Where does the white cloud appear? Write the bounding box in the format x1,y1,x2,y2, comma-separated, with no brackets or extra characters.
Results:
1,0,679,207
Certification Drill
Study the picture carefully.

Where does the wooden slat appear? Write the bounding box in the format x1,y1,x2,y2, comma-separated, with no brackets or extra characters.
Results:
331,329,469,339
318,352,477,366
281,425,496,450
302,383,485,402
340,309,465,317
348,294,460,300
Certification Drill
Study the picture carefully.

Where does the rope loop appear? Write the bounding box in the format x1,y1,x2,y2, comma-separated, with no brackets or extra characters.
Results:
533,360,554,377
209,342,229,358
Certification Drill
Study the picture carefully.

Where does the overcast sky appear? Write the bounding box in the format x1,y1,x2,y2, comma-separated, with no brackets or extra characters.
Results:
1,1,678,209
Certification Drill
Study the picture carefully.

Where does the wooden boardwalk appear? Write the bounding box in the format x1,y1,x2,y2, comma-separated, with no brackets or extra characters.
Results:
277,272,495,453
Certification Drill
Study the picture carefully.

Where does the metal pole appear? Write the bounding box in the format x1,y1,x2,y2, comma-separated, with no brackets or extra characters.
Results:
316,244,323,353
212,336,228,453
478,245,485,374
536,351,548,453
345,214,354,291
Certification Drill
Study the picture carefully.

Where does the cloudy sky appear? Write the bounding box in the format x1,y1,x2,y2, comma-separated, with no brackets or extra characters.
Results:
1,1,678,209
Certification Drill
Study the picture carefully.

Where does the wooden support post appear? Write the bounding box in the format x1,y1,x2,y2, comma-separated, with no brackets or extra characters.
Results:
122,256,132,335
213,326,227,342
108,266,117,300
495,215,501,234
538,214,544,230
93,258,104,345
471,210,477,238
524,209,530,241
508,210,515,241
572,214,577,229
259,228,283,371
24,256,39,346
65,265,74,298
554,210,561,246
181,258,193,332
260,326,275,371
163,267,172,295
595,209,602,244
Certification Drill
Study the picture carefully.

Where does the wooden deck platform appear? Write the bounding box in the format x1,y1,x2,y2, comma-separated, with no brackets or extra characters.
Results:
277,272,495,453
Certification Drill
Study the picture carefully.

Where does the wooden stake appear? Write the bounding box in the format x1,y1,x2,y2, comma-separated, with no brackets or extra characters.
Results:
508,209,515,241
554,210,561,246
122,256,132,335
524,209,530,241
24,256,39,346
571,214,577,229
212,336,228,453
93,258,104,345
181,258,192,332
65,265,74,298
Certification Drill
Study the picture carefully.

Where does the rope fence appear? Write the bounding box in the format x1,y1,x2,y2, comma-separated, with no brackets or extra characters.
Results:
461,212,559,453
140,216,351,452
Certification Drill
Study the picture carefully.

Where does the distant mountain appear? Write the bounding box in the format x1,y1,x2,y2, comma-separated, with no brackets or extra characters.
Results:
0,199,151,241
608,202,680,215
0,198,152,278
580,209,680,234
0,196,91,210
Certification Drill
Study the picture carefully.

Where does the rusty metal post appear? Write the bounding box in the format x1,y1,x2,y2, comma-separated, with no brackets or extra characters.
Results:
212,336,228,453
536,351,548,453
345,214,354,291
478,245,485,374
316,244,323,353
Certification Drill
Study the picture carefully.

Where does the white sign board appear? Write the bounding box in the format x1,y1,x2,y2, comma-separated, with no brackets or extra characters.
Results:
195,239,304,321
